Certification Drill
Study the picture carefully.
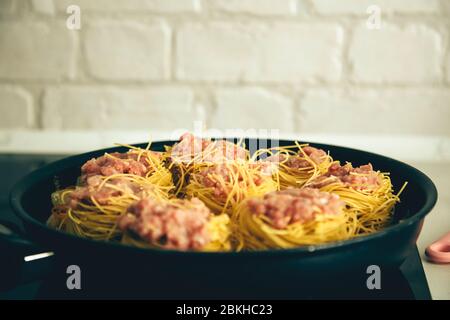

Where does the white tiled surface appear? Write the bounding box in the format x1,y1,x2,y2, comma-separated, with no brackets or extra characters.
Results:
412,162,450,300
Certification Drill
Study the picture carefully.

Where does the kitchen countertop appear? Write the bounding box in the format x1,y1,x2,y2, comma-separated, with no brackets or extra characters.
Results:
411,162,450,300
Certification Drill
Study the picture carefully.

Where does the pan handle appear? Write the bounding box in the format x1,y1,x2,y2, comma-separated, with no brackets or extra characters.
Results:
425,232,450,264
0,220,55,291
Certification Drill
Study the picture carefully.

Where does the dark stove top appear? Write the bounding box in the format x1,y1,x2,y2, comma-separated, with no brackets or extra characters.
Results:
0,155,432,300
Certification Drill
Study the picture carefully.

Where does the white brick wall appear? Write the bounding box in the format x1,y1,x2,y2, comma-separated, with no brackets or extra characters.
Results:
211,88,294,130
210,0,298,16
42,86,197,130
313,0,441,15
84,21,171,81
176,23,343,83
299,89,450,135
0,87,34,129
54,0,201,13
446,52,450,83
0,21,76,80
349,24,442,84
0,0,16,15
0,0,449,154
31,0,56,15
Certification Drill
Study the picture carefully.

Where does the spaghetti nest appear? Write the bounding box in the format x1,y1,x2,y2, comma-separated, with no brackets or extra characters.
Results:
120,197,232,251
186,160,278,216
48,174,171,241
165,133,249,197
104,144,173,188
254,142,333,190
234,188,354,250
306,162,407,235
48,143,175,241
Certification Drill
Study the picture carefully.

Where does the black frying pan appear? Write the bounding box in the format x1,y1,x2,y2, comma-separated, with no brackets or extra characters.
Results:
5,139,438,298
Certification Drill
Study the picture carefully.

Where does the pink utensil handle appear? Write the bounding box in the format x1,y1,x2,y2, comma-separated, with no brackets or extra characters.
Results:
425,232,450,264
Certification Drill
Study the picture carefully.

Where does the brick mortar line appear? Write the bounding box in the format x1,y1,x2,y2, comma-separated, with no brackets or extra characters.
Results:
6,0,450,22
1,79,449,88
4,9,450,23
30,9,450,21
